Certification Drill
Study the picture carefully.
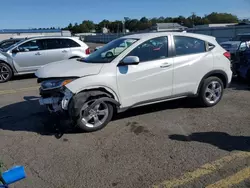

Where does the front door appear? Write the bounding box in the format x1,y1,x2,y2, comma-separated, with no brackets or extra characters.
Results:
11,39,45,72
117,36,174,108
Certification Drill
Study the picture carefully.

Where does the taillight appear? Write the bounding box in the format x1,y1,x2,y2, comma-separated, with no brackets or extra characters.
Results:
223,51,231,60
85,48,90,55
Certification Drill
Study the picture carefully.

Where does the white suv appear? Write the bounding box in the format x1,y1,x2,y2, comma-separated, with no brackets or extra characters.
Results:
36,32,232,132
0,36,90,82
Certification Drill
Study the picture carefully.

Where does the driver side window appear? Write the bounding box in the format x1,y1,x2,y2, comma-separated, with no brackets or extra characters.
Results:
127,36,168,62
18,40,43,52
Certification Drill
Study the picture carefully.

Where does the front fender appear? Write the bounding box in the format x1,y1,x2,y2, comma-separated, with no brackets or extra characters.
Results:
65,75,120,102
0,54,16,73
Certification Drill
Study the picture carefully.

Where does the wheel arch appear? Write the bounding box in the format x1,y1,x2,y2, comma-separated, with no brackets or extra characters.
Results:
68,86,120,118
196,70,228,94
69,56,81,59
75,86,120,104
0,60,15,73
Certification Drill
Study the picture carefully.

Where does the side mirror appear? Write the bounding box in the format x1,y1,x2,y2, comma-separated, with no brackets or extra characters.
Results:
12,48,19,53
120,56,140,66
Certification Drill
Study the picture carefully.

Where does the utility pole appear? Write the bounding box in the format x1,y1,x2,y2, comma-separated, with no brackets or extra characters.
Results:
191,12,195,28
122,20,125,34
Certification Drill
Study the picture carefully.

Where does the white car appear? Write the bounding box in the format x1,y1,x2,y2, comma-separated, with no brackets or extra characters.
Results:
36,32,232,132
100,39,135,58
0,36,90,82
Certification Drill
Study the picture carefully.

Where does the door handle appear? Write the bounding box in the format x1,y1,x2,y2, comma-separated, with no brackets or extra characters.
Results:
62,50,68,53
35,52,41,55
160,63,171,68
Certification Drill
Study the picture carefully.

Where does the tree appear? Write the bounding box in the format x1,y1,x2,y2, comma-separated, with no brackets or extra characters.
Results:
205,12,238,23
62,12,240,33
79,20,95,32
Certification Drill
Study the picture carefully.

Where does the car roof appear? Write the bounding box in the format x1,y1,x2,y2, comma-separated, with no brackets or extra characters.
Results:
24,36,75,40
1,38,24,42
220,41,241,45
121,32,216,43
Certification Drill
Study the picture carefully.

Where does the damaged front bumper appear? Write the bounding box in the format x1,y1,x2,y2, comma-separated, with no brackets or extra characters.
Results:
39,87,73,113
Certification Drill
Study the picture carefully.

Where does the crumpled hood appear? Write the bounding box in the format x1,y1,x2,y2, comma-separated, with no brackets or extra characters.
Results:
35,59,104,78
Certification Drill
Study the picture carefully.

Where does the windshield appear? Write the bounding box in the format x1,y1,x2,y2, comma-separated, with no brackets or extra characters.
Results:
82,38,138,63
2,39,25,52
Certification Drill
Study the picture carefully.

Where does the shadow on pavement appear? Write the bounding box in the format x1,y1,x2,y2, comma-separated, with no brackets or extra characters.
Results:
114,98,201,120
0,96,80,139
11,73,36,81
169,132,250,152
229,79,250,91
0,96,200,138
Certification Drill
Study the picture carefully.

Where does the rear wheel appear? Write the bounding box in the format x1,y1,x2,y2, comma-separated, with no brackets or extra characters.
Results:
198,77,224,107
0,63,13,83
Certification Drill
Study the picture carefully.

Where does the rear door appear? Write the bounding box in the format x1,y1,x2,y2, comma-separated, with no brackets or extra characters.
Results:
172,35,213,95
41,39,70,64
64,39,84,57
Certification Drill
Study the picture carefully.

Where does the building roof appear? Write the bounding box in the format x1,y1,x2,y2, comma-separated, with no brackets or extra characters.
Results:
0,29,62,34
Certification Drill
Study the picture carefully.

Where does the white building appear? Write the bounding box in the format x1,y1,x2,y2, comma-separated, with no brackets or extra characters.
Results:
0,29,71,41
194,23,237,28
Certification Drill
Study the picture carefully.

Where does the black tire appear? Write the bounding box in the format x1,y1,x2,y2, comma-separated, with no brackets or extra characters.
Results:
0,62,13,83
198,76,224,107
68,92,114,132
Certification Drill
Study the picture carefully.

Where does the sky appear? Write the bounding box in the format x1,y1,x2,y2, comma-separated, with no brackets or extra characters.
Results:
1,0,250,29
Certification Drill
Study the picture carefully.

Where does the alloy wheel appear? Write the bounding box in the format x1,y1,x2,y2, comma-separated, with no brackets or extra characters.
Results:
205,81,222,104
0,64,10,82
80,100,109,128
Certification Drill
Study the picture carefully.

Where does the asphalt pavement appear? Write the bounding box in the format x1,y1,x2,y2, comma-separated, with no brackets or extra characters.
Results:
0,43,250,188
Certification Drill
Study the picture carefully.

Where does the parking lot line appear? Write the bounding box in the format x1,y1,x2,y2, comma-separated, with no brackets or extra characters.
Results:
206,166,250,188
153,152,250,188
0,86,39,95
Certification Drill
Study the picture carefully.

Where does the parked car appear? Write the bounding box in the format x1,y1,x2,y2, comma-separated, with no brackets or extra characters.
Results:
220,41,242,54
36,32,232,132
0,38,25,50
231,33,250,42
0,36,90,83
100,39,135,58
94,46,103,51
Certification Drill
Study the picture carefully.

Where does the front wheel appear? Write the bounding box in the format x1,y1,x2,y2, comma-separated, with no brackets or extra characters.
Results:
0,63,13,83
198,77,224,107
71,98,114,132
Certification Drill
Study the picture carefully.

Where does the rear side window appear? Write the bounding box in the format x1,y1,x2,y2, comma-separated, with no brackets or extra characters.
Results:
174,36,206,56
43,39,62,50
62,39,81,48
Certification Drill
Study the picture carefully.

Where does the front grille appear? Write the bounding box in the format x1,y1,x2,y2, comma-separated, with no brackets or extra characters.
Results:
39,87,63,98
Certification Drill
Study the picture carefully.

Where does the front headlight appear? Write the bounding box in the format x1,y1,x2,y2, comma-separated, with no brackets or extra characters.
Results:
41,79,74,90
